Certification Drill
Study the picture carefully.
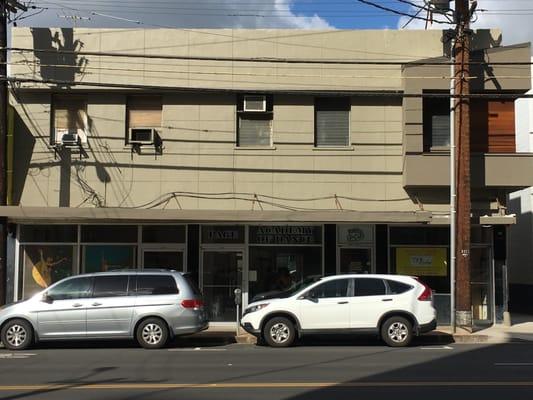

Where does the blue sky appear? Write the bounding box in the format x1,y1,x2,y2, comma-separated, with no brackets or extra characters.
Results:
12,1,533,45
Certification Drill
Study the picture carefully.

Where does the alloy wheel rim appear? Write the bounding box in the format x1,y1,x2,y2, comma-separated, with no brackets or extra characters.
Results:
142,323,163,345
6,324,27,347
269,323,290,344
388,322,408,343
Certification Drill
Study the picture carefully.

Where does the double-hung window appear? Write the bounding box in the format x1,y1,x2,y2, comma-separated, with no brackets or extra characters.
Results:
52,95,88,146
423,96,450,151
314,97,350,147
237,94,273,147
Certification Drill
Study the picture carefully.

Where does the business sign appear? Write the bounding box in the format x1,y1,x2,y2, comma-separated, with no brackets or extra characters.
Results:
201,225,245,244
338,225,374,245
396,247,447,277
249,226,322,245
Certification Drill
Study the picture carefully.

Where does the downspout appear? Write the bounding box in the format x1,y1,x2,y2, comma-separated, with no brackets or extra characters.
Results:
6,105,13,205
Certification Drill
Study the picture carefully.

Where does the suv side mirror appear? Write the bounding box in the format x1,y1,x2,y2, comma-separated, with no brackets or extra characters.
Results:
41,293,53,303
299,291,318,303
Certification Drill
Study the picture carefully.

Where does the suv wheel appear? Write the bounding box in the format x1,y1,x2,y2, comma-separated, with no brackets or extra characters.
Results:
263,317,296,348
381,316,413,347
136,318,169,349
1,319,33,351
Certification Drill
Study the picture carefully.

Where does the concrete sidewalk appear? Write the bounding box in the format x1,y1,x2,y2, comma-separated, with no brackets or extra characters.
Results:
190,313,533,346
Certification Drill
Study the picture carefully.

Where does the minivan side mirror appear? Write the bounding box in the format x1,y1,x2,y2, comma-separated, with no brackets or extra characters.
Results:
41,293,53,303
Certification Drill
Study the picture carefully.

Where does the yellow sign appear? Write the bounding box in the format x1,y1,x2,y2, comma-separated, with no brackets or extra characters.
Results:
396,247,447,277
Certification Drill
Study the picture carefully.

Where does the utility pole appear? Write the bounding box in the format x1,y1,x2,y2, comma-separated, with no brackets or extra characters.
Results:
0,0,27,305
454,0,474,329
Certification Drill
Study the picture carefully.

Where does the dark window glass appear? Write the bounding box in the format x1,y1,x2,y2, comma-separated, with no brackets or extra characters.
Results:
20,225,77,243
136,275,178,295
315,97,350,147
423,96,450,150
142,225,186,243
307,279,349,299
92,275,129,298
389,227,449,246
81,225,137,243
354,278,386,297
48,277,93,300
183,273,202,296
386,280,413,295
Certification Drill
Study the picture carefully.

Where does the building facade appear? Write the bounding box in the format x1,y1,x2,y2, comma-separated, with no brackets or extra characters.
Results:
3,27,532,326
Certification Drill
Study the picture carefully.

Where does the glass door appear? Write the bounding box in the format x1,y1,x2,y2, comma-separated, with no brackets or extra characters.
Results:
142,250,184,271
202,250,243,322
471,247,494,326
339,247,372,274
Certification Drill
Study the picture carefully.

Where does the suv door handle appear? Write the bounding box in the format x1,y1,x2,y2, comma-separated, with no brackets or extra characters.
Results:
92,302,102,307
337,301,349,304
382,298,393,302
72,303,83,307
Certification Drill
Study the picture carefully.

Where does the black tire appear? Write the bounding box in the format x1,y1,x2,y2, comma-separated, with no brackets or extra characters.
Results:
380,316,413,347
262,317,296,348
136,318,169,349
1,319,33,351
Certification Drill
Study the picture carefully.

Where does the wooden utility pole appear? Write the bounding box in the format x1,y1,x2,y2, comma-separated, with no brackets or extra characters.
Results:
0,0,27,304
454,0,473,328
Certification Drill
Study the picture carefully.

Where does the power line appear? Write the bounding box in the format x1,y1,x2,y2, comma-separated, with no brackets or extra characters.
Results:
356,0,450,24
6,76,533,98
9,47,533,66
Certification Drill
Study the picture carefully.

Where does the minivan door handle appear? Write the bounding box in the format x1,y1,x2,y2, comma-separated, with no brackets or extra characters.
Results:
72,303,83,308
382,298,393,302
337,301,349,304
92,302,102,307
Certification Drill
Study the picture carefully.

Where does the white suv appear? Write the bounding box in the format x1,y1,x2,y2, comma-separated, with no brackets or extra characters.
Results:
241,274,437,347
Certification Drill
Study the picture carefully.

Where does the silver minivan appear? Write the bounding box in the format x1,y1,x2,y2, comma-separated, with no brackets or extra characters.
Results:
0,270,209,350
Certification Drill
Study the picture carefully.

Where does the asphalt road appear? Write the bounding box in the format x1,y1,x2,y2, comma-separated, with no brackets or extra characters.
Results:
2,336,533,400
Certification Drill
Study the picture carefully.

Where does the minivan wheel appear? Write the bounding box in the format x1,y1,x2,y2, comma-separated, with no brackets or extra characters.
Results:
1,319,33,351
381,316,413,347
263,317,296,348
136,318,169,349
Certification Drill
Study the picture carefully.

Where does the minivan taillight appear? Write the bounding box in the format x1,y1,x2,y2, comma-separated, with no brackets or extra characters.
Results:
417,283,433,301
181,299,204,309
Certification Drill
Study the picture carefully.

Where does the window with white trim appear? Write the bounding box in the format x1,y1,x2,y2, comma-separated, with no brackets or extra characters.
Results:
237,94,273,147
314,97,350,147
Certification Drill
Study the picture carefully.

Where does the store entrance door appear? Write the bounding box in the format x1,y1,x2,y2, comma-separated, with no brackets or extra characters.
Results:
201,250,243,322
339,247,373,274
471,246,494,326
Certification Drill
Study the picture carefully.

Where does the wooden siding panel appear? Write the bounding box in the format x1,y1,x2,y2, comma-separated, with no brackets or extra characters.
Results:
488,100,515,153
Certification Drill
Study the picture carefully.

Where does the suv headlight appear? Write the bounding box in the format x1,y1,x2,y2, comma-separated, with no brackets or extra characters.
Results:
243,303,269,316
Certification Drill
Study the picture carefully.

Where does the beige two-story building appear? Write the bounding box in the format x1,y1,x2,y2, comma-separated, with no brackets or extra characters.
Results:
3,27,531,326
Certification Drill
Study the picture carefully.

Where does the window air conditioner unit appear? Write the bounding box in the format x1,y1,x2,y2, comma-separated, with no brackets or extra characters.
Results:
56,128,85,146
243,95,266,112
129,127,156,145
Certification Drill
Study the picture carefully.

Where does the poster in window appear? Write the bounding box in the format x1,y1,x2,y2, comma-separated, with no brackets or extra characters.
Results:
83,245,136,273
23,245,74,298
396,247,447,277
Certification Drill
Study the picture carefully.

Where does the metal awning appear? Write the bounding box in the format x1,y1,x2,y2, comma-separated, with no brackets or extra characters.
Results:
0,206,432,224
430,214,516,225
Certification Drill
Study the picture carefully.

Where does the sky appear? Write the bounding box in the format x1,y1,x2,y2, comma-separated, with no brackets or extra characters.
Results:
10,0,533,46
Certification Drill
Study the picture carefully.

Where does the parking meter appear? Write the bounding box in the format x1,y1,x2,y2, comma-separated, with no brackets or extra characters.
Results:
234,288,242,334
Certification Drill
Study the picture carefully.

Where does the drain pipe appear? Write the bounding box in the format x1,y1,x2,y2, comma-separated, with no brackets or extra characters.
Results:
450,37,457,334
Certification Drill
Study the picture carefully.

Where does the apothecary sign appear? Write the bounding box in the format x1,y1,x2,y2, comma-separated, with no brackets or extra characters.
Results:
249,225,322,245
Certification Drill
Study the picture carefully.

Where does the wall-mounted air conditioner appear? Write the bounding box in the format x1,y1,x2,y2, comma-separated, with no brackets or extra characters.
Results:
128,127,156,145
243,95,267,112
55,128,87,146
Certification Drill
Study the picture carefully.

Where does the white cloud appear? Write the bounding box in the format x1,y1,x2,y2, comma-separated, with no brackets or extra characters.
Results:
18,0,333,29
398,0,533,45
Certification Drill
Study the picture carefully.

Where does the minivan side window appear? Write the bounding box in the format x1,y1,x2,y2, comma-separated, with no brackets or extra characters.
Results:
306,279,349,299
47,277,93,300
353,278,386,297
386,280,413,295
92,275,129,298
136,275,178,295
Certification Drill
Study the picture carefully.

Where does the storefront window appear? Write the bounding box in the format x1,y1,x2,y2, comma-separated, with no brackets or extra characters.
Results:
21,245,76,299
142,225,185,243
20,225,77,243
83,245,136,273
249,246,322,300
81,225,137,243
